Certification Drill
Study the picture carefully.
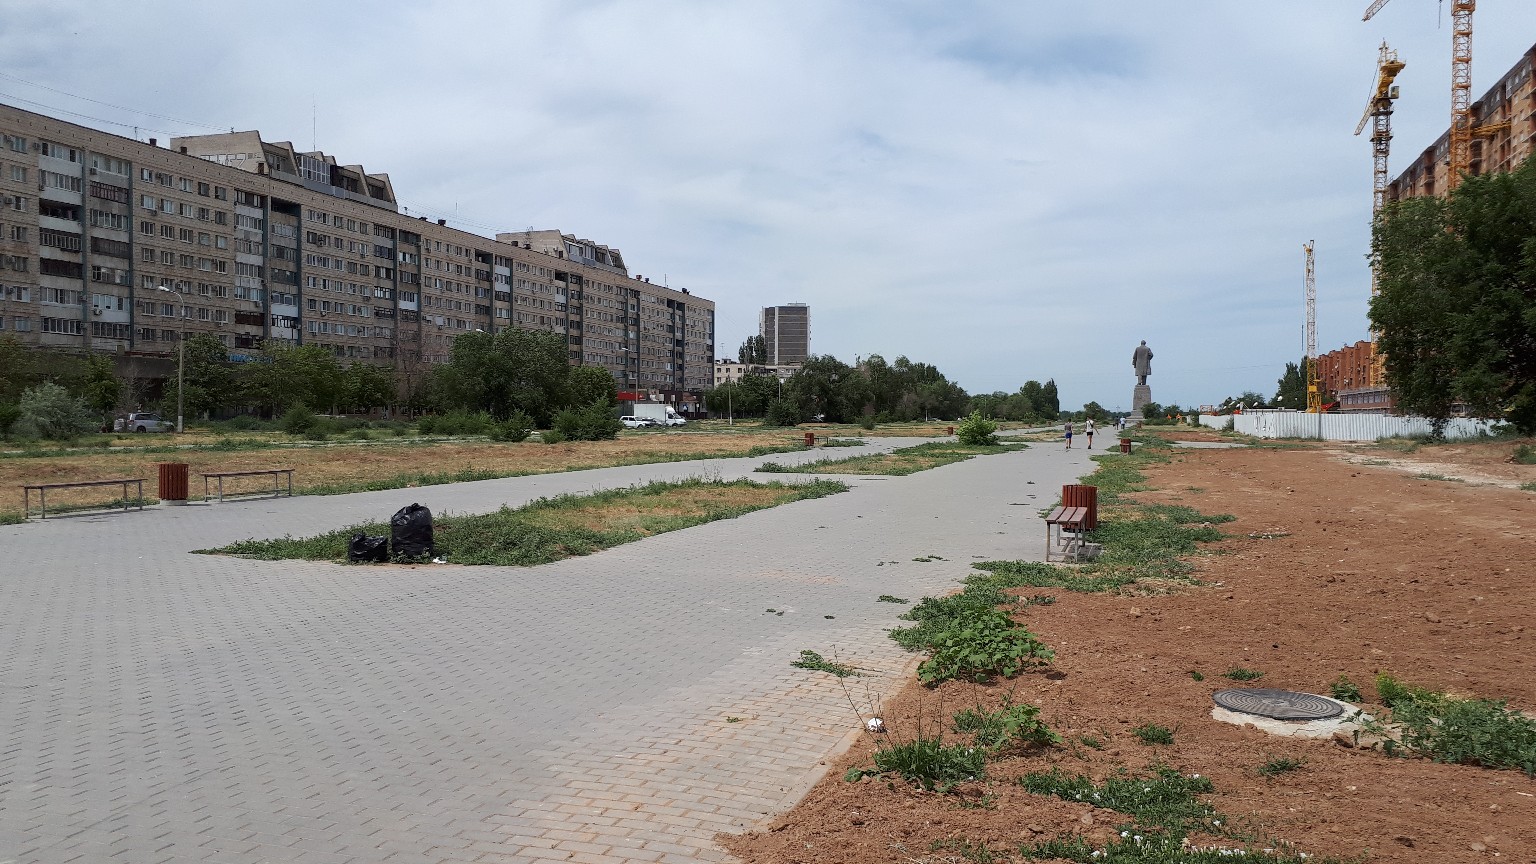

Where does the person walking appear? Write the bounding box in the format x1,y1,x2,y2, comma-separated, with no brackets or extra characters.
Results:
1085,418,1095,449
1064,421,1073,450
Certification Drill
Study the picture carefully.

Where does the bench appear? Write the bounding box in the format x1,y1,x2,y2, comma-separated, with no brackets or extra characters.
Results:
1045,505,1091,563
22,478,145,520
201,469,295,502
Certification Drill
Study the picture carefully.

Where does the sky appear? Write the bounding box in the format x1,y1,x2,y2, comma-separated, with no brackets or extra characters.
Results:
4,0,1535,411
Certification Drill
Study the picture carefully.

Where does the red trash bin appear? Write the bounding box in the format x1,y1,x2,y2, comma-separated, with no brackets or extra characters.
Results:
804,432,815,447
1060,484,1098,530
1120,438,1133,454
158,462,189,503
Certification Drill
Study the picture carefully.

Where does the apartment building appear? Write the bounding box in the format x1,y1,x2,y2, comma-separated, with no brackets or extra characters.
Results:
0,102,714,394
759,303,809,367
1387,43,1536,201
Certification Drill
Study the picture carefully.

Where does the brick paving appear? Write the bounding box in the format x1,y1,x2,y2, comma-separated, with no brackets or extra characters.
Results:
0,434,1095,863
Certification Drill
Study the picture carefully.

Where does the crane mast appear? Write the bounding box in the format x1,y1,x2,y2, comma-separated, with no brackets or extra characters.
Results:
1304,242,1321,414
1363,0,1476,190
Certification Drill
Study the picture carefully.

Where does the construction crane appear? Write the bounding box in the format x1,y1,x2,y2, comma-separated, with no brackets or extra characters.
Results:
1304,242,1322,414
1355,42,1406,216
1363,0,1476,190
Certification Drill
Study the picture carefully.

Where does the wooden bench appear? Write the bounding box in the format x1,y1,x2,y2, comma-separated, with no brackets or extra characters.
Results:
201,468,295,502
22,478,145,520
1045,505,1091,563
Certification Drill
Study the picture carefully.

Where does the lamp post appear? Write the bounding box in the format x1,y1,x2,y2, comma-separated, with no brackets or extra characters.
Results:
154,286,186,434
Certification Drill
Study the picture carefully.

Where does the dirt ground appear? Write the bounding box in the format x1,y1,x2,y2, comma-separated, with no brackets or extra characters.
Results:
722,436,1536,863
1,430,811,515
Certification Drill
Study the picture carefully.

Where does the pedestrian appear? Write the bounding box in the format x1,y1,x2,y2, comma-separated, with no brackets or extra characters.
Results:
1085,418,1095,449
1064,421,1073,450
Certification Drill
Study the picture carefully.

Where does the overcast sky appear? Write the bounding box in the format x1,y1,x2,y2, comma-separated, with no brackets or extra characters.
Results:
4,1,1535,410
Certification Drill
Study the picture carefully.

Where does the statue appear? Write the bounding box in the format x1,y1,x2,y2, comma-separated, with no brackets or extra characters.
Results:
1132,341,1153,386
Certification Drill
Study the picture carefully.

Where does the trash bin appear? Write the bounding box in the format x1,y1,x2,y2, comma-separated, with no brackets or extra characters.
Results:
1061,484,1098,530
1119,438,1133,454
804,432,815,447
947,426,955,435
158,462,189,503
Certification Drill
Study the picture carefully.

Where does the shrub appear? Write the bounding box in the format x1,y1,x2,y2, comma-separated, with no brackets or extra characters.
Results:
1513,443,1536,465
763,398,800,427
488,410,534,443
552,400,621,441
918,608,1053,685
416,415,439,434
952,698,1060,753
541,429,568,444
858,413,876,431
0,402,19,439
17,382,97,441
279,405,318,435
955,411,998,445
431,410,496,436
1131,723,1175,745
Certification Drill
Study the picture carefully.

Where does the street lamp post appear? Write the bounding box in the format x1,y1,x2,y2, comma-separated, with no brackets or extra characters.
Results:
154,286,186,434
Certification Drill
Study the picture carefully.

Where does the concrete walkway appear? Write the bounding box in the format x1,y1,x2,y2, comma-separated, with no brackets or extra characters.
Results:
0,436,1098,863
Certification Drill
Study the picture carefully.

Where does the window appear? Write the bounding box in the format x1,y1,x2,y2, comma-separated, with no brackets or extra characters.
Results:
39,141,80,162
140,220,155,235
90,155,129,176
3,255,30,272
39,259,84,279
39,200,81,221
90,210,130,231
141,195,157,211
10,165,26,182
91,264,132,286
41,316,83,335
8,196,25,212
5,135,27,153
9,225,26,242
89,181,131,204
160,224,175,239
90,237,131,259
40,228,83,252
91,321,131,340
11,316,30,331
41,171,83,193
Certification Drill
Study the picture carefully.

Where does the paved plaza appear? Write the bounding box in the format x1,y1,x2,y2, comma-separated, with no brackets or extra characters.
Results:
0,433,1095,863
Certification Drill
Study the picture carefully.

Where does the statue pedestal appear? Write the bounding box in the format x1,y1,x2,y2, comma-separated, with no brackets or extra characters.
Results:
1128,384,1152,424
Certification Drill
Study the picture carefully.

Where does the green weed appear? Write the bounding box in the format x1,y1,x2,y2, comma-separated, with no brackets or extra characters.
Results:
1131,723,1175,745
1413,472,1463,482
1078,735,1104,749
1224,668,1265,682
1521,482,1536,492
877,594,909,604
1369,674,1536,775
1256,756,1306,778
918,608,1054,685
930,838,1001,861
1189,670,1205,682
1021,832,1324,863
1018,764,1214,831
865,735,986,792
952,697,1061,753
790,650,859,678
757,441,1016,476
1329,675,1363,702
1514,444,1536,465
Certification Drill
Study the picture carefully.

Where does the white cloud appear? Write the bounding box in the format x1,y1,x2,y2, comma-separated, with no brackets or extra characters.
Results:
4,0,1534,410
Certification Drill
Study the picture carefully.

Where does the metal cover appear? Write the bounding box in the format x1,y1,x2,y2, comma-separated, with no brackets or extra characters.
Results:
1212,688,1344,721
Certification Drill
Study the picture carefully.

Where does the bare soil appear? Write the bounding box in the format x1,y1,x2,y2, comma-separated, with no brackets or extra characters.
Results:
722,439,1536,863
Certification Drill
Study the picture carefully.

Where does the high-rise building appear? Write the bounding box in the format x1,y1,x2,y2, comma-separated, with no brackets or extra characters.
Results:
759,303,809,366
0,102,715,394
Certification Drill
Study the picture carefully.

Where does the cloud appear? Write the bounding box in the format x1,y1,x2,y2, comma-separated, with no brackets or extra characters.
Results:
4,1,1535,410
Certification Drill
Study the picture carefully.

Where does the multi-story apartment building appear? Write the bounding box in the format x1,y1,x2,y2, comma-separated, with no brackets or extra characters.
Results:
759,303,809,367
0,102,714,395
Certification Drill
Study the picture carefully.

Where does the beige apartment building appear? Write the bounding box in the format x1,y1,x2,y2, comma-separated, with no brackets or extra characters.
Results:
0,102,714,396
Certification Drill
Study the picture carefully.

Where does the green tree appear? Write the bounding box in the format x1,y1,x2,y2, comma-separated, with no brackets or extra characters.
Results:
0,336,47,405
77,355,122,421
243,342,345,416
567,365,618,410
16,382,97,441
435,329,570,423
1081,401,1110,423
1372,156,1536,432
343,362,397,413
738,335,767,365
1040,379,1060,417
1273,360,1306,410
166,335,236,420
785,355,868,424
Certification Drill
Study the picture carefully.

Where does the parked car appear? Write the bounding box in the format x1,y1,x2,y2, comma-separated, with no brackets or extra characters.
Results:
620,416,658,429
115,412,175,433
662,416,687,427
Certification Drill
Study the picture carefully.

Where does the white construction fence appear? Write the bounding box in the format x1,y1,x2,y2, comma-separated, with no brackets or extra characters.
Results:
1196,410,1501,442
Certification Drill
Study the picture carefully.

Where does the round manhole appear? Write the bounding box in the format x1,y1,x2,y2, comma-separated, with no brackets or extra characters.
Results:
1212,688,1343,721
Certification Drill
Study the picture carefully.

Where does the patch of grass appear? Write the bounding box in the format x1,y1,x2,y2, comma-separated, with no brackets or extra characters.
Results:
1131,723,1175,745
1329,675,1363,702
200,477,845,566
1256,756,1306,778
912,554,946,562
1412,472,1463,482
1021,832,1324,863
863,734,986,792
1189,670,1205,682
757,441,1017,476
725,716,743,723
1078,735,1104,750
930,838,1001,861
1522,481,1536,492
1223,668,1265,682
886,568,1055,686
952,697,1061,754
1018,765,1214,832
877,594,909,604
1369,674,1536,775
1360,458,1392,466
790,649,859,678
0,510,27,525
1514,444,1536,465
818,438,865,448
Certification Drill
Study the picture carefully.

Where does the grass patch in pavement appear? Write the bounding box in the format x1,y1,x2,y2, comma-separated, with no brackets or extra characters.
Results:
756,441,1022,476
200,477,845,566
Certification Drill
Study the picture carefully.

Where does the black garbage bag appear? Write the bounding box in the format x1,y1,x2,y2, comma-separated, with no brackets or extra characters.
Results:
390,503,435,560
346,533,389,564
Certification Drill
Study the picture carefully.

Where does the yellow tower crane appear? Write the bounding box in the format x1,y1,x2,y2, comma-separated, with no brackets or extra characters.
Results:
1363,0,1476,190
1304,242,1322,414
1354,43,1404,391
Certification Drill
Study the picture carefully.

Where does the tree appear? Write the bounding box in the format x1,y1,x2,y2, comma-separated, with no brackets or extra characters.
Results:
343,362,397,413
435,329,569,423
785,355,868,423
738,335,767,365
1040,379,1061,417
1372,155,1536,433
1081,401,1110,423
568,365,618,410
1273,360,1306,410
166,335,236,420
16,382,97,441
77,355,122,421
243,342,344,416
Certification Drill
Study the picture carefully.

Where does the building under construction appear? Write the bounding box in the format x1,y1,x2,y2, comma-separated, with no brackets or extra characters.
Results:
1322,40,1536,412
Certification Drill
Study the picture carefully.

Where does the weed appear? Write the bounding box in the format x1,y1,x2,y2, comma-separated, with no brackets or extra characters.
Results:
1223,668,1265,682
952,795,998,811
1360,458,1392,466
864,735,986,792
952,697,1061,753
930,837,1000,861
1078,735,1104,750
1257,756,1306,778
1021,594,1056,606
1413,472,1463,482
0,510,26,525
818,437,864,448
1368,674,1536,774
1018,764,1214,831
791,650,859,678
725,716,743,723
1521,482,1536,492
203,477,845,566
1246,530,1292,540
917,608,1053,685
877,595,909,604
1021,831,1325,863
1514,444,1536,465
1131,723,1175,745
1329,675,1363,702
1189,670,1205,682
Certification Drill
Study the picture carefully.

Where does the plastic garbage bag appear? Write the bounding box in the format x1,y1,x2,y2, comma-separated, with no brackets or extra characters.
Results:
390,503,435,560
346,533,389,564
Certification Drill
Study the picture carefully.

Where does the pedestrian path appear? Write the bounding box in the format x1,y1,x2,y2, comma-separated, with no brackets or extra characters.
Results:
0,435,1099,863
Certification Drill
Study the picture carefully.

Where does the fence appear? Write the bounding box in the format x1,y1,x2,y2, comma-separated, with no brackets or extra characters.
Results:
1196,410,1501,441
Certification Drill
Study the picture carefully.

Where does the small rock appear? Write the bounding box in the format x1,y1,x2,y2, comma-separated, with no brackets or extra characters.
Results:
1394,836,1415,848
1129,607,1143,617
1425,612,1442,623
1471,842,1487,853
1078,812,1094,826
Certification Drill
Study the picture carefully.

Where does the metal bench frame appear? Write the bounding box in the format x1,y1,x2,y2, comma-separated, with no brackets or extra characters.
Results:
22,478,146,520
201,469,295,503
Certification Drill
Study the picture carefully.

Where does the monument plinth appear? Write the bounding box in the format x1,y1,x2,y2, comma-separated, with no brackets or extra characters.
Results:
1129,340,1154,425
1130,384,1152,421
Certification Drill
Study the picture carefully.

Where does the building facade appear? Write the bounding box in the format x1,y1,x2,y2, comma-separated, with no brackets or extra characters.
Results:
0,103,714,394
759,303,809,367
1317,340,1394,412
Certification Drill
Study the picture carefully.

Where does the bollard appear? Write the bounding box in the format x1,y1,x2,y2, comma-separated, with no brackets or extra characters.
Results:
1119,438,1132,454
1061,484,1099,530
158,462,189,504
804,432,815,447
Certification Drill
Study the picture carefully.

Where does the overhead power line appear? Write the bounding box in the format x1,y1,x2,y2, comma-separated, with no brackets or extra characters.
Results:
0,71,229,131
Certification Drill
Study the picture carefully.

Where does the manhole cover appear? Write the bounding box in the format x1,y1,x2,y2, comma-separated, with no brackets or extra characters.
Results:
1212,689,1343,721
